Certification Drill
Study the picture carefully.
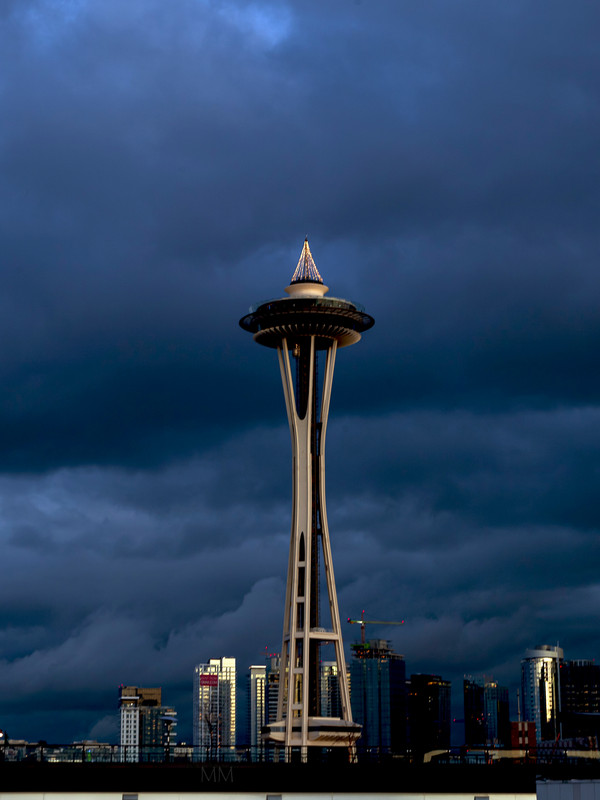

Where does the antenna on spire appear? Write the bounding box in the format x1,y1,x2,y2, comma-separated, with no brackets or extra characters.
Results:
290,238,323,284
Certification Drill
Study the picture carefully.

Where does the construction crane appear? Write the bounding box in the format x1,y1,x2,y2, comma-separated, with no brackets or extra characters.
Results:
347,610,405,645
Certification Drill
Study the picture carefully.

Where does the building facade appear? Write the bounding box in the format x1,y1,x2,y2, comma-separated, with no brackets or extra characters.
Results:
193,657,236,756
408,674,451,757
265,655,280,727
248,665,266,757
510,720,537,751
320,662,344,719
118,686,177,762
464,677,510,747
521,645,563,743
350,639,407,755
560,658,600,740
463,678,486,747
484,681,510,746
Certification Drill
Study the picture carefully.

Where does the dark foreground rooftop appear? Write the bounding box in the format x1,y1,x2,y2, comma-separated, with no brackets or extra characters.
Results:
3,761,600,794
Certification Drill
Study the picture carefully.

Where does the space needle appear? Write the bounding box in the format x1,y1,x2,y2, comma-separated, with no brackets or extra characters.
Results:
240,239,374,756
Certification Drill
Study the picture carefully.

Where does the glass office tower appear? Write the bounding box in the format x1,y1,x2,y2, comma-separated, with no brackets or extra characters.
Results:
350,639,407,755
521,645,563,743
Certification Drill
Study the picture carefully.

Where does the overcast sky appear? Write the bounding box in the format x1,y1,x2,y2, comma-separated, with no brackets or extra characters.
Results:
0,0,599,745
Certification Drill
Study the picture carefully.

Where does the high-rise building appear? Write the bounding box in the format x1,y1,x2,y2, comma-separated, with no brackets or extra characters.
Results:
463,678,486,747
240,240,374,753
350,639,407,755
193,662,220,756
484,681,510,746
248,665,266,758
118,686,177,762
463,677,510,747
560,659,600,740
320,662,343,719
408,674,451,757
193,657,236,757
265,654,280,727
521,645,563,743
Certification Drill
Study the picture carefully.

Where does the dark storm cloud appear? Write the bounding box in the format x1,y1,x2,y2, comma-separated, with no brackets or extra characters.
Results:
0,0,597,444
327,407,600,530
0,450,289,739
0,0,598,742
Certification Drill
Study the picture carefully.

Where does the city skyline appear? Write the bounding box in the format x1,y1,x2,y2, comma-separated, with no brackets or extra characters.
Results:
0,0,599,745
2,637,598,748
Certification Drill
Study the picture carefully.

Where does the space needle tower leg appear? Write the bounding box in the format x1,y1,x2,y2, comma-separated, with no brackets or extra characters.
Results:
239,239,374,760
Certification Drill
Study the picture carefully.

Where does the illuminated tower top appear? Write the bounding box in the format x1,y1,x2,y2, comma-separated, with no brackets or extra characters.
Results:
290,238,323,284
240,239,373,348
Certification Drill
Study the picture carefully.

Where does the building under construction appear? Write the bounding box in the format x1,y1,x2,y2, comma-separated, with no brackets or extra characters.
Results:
350,639,407,755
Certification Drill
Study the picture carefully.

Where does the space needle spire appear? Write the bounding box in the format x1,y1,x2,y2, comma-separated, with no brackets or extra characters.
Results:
291,238,323,283
240,240,374,759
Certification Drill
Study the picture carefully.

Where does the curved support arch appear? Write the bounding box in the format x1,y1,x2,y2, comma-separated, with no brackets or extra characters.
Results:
269,337,358,756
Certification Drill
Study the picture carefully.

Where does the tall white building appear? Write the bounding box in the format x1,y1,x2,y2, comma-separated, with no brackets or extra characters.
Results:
521,644,563,743
248,665,266,757
193,657,236,756
119,685,176,762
